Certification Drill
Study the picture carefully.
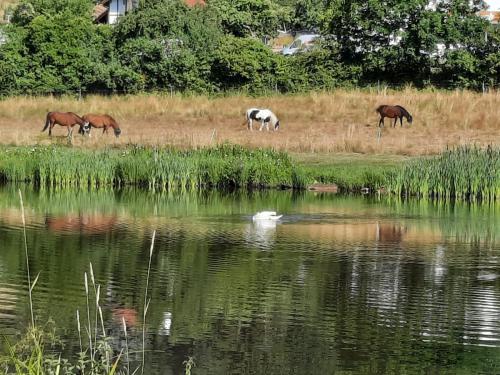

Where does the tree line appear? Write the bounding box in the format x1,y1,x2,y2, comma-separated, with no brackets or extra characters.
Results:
0,0,499,96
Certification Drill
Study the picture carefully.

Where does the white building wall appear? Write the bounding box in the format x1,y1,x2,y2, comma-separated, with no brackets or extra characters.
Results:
108,0,127,24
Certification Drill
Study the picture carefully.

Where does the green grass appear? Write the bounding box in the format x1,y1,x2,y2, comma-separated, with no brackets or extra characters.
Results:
387,146,500,201
293,152,407,191
2,145,497,198
0,145,404,192
0,145,309,190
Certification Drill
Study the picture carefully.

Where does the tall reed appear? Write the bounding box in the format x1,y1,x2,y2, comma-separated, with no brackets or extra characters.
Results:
142,230,156,375
0,145,308,189
388,146,500,201
18,190,36,328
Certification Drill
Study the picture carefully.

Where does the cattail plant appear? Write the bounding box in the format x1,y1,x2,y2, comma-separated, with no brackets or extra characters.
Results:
387,146,500,201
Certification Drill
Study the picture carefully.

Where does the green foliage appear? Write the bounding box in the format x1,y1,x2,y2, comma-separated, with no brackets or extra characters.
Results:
10,2,35,25
280,41,361,91
208,0,287,38
291,0,326,30
113,0,221,92
212,35,282,91
0,145,310,189
304,162,392,191
0,25,30,95
1,0,500,94
388,146,500,201
321,0,497,86
13,0,93,21
0,12,128,94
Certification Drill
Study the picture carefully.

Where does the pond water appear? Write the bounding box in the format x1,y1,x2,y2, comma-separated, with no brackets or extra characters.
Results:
0,187,500,374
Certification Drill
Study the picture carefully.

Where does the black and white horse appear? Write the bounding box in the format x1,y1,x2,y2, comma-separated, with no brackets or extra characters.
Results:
244,108,280,131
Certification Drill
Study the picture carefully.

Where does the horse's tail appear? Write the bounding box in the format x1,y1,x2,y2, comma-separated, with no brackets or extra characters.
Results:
42,113,51,132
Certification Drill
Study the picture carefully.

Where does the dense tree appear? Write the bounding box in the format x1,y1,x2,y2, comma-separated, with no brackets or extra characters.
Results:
0,0,499,95
0,0,138,94
207,0,289,38
291,0,327,31
114,0,222,92
320,0,497,87
12,0,93,24
211,35,282,91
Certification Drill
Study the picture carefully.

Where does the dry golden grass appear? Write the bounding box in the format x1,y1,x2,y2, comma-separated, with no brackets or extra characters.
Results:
0,89,499,155
0,0,16,20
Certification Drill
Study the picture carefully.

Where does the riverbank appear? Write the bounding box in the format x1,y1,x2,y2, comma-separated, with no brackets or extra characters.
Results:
0,90,498,155
0,144,497,198
0,145,398,192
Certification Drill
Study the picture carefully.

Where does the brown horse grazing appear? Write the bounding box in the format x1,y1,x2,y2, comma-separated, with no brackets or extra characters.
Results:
42,112,90,137
81,114,122,137
376,105,413,128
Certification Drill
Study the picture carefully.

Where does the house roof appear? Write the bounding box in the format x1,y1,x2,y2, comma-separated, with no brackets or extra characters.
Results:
93,0,206,23
478,10,500,24
93,3,108,22
185,0,206,7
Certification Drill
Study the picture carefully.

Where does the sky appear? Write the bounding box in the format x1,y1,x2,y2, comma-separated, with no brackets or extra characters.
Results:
486,0,500,10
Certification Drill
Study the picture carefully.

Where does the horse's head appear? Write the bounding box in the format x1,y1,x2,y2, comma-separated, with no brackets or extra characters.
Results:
83,121,91,133
79,121,91,136
114,128,122,138
274,120,280,131
78,122,91,136
407,114,413,124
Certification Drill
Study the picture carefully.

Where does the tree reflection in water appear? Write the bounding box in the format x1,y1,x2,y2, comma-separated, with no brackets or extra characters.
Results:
0,187,499,374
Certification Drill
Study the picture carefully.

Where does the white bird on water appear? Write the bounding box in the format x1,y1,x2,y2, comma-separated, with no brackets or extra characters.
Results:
252,211,282,221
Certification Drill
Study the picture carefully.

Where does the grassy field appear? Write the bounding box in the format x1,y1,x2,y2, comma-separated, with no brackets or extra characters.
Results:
0,89,498,155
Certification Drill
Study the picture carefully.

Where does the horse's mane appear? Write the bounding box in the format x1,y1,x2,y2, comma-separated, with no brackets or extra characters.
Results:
395,105,411,118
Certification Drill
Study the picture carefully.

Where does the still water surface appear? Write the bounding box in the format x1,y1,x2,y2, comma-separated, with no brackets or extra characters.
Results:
0,187,500,374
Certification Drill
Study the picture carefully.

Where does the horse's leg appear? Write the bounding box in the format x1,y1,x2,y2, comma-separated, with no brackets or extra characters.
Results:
393,118,397,128
379,117,384,128
266,121,270,131
103,126,107,134
259,120,265,131
248,119,253,131
400,117,403,127
49,121,55,136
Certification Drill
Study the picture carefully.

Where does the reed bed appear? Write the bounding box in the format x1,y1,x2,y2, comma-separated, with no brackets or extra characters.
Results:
388,146,500,201
0,145,308,189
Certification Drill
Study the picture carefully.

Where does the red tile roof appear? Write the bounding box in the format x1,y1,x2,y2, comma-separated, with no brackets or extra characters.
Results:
185,0,206,7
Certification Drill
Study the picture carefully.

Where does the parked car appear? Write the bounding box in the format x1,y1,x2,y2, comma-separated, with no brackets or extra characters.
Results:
282,34,320,56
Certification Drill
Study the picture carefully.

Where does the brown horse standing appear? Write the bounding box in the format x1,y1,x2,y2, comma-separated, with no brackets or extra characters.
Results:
376,105,413,128
81,114,122,138
42,112,90,137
